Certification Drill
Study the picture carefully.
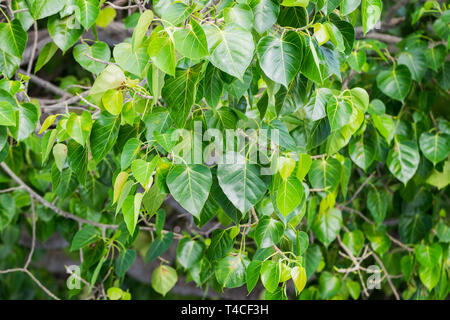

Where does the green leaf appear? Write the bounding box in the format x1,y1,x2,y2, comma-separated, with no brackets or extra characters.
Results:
115,249,136,278
54,168,78,199
398,49,427,82
308,158,341,192
202,64,224,108
89,64,126,105
436,221,450,243
296,153,312,181
257,31,304,87
387,139,420,184
107,287,123,300
361,0,382,35
10,103,40,142
276,176,304,216
419,265,440,291
0,195,16,231
217,152,267,214
204,24,254,80
399,213,431,244
113,171,129,204
246,260,262,293
346,280,361,300
53,143,67,172
305,243,322,278
0,101,16,126
28,0,65,19
131,156,158,191
301,38,326,84
148,28,175,76
224,4,254,30
0,20,28,58
102,88,123,116
342,230,364,256
363,223,391,255
0,49,21,78
341,0,361,15
304,88,333,121
90,111,121,163
426,44,446,72
120,138,140,170
260,260,281,293
166,164,212,218
215,254,248,288
47,15,83,53
277,156,296,180
327,97,353,132
96,7,117,28
162,63,203,127
70,225,99,251
113,42,148,77
415,243,442,267
348,134,376,171
419,132,449,166
145,232,173,262
254,217,285,248
426,159,450,190
372,114,394,143
291,265,307,294
173,19,209,60
152,265,177,296
376,65,412,102
281,0,309,7
367,187,388,225
161,2,193,26
251,0,280,34
207,229,233,261
122,193,143,235
67,140,88,185
66,111,92,146
177,238,205,269
73,41,111,75
319,271,341,299
312,208,342,247
132,10,153,50
75,0,100,30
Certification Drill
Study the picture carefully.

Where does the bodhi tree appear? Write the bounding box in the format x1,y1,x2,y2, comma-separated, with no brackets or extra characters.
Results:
0,0,449,300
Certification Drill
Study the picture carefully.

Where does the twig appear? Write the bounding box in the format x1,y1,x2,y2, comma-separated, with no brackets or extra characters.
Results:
83,53,115,66
341,173,375,207
19,69,71,98
24,22,38,93
369,248,401,300
0,162,183,239
0,186,22,193
24,198,36,269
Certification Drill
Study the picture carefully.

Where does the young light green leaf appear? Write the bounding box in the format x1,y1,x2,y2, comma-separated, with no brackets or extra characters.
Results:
132,10,153,50
152,265,178,296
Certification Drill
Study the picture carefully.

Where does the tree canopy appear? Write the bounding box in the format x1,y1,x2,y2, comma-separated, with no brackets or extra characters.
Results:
0,0,449,300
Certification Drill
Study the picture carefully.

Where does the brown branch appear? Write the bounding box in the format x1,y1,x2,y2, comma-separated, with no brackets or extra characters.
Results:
24,22,38,93
19,68,71,98
369,248,401,300
341,172,375,207
0,162,183,239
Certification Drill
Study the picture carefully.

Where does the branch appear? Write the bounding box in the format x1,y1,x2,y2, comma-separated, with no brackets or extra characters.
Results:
18,68,71,98
341,172,375,207
0,162,183,239
369,248,401,300
24,22,38,93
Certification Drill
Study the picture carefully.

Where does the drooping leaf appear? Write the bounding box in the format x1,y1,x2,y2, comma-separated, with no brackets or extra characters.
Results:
257,31,304,87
